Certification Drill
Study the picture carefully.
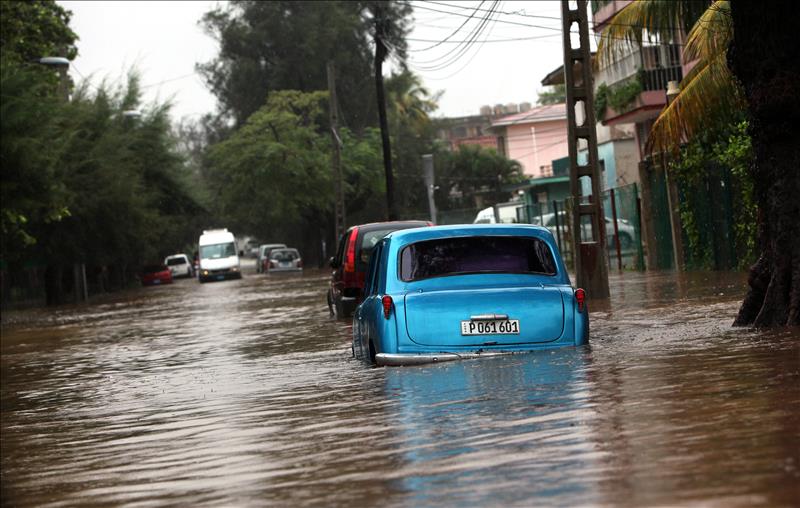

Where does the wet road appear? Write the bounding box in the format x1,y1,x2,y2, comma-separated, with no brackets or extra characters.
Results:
2,263,799,507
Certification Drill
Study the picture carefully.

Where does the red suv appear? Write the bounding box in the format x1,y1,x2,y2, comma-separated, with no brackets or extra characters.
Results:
327,220,431,318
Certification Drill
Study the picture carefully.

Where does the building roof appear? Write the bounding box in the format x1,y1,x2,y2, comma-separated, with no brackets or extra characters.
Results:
540,53,596,86
490,104,566,127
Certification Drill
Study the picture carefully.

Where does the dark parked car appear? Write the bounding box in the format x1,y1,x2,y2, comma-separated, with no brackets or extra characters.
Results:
327,220,431,318
141,264,173,286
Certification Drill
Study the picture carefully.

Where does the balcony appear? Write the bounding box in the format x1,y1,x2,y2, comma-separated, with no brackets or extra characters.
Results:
595,44,683,126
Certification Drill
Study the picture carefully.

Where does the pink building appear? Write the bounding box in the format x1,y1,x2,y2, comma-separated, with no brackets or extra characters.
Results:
490,104,568,178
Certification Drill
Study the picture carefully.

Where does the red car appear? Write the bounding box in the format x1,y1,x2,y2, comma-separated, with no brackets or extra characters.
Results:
141,264,173,286
327,220,431,318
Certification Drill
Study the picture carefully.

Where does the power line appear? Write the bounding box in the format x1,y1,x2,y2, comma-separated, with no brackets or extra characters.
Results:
411,1,497,65
408,33,560,44
413,1,486,52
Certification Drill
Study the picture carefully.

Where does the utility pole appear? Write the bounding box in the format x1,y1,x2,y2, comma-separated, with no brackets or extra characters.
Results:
422,154,437,224
327,61,345,239
560,0,610,298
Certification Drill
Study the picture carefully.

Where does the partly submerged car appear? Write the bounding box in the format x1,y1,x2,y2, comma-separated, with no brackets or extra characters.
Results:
164,253,194,278
141,264,173,286
352,224,589,366
328,220,432,319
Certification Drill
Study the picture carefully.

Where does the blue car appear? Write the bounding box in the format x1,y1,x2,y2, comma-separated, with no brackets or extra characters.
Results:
352,224,589,366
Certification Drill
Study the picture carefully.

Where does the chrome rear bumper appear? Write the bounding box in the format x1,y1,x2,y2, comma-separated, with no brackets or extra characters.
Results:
375,351,517,366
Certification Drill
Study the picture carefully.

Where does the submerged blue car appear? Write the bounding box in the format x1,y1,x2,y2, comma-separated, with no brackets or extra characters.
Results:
352,224,589,366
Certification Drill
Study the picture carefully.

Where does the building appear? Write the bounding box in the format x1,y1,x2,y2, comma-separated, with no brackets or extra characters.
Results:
433,102,534,152
489,103,569,178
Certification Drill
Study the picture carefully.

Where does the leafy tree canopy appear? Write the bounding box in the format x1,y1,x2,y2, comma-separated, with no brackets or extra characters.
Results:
205,90,333,244
537,84,566,105
434,145,524,213
198,1,406,129
0,0,78,63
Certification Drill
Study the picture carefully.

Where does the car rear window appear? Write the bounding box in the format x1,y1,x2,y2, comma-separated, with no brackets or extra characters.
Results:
357,224,428,266
399,236,557,282
166,257,186,266
270,249,299,260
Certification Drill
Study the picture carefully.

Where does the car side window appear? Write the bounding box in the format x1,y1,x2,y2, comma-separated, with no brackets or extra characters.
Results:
334,232,347,266
365,242,383,297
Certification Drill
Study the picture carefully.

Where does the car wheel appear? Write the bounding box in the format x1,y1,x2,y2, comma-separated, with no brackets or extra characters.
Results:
368,340,377,365
334,298,345,320
327,292,334,316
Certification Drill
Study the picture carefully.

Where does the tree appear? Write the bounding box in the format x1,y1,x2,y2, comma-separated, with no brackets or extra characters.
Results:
0,0,78,63
537,84,566,105
597,0,735,153
599,0,799,326
728,1,800,326
198,1,378,129
385,69,440,218
205,91,333,259
365,1,412,220
0,59,69,256
434,145,523,212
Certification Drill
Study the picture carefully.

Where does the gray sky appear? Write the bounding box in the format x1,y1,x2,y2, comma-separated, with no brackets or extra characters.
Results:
59,1,575,121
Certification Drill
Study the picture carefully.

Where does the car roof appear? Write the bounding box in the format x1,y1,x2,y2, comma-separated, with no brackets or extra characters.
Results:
347,220,430,233
165,254,188,259
384,223,555,247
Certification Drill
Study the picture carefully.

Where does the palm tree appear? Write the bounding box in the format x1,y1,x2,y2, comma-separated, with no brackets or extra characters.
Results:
366,1,412,221
385,70,439,132
599,0,800,327
597,0,740,153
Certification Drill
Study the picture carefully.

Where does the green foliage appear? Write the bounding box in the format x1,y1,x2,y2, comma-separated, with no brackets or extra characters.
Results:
669,119,755,270
595,73,643,122
0,0,78,63
205,90,333,243
537,84,566,105
2,57,206,284
0,59,70,254
433,145,524,212
715,121,755,266
594,82,609,120
198,1,410,129
385,70,440,218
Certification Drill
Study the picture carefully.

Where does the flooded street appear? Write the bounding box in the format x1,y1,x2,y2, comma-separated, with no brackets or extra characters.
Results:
2,263,798,507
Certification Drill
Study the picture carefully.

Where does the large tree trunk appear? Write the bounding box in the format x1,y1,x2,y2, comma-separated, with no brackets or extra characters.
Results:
729,0,800,327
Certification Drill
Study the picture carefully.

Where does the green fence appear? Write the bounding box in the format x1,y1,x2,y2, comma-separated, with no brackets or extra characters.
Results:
520,183,645,271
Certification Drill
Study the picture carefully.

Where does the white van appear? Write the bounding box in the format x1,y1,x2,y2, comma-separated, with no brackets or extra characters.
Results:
198,229,242,283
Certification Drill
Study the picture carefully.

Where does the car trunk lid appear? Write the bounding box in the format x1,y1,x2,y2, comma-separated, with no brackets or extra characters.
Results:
404,286,565,346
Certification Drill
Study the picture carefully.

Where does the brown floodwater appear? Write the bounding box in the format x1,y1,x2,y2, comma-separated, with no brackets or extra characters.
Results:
1,264,798,507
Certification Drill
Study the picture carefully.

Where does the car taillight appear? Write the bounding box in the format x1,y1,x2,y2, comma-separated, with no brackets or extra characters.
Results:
575,288,586,313
344,227,359,273
382,295,393,319
270,260,276,268
297,259,303,268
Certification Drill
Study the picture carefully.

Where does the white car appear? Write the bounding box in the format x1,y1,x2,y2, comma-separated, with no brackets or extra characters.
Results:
256,243,287,273
164,254,194,278
533,211,636,249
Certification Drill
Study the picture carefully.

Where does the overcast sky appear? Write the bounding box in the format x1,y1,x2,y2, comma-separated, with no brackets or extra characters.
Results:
59,1,580,121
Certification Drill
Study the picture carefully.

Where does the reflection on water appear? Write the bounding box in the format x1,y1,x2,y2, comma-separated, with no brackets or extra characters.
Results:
2,268,798,506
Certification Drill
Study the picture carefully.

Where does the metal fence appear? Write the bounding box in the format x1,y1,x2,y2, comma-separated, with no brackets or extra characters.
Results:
520,183,646,271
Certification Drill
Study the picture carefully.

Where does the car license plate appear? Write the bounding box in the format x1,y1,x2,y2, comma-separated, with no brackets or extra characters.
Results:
216,275,225,280
280,262,290,267
153,279,160,284
461,319,520,335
